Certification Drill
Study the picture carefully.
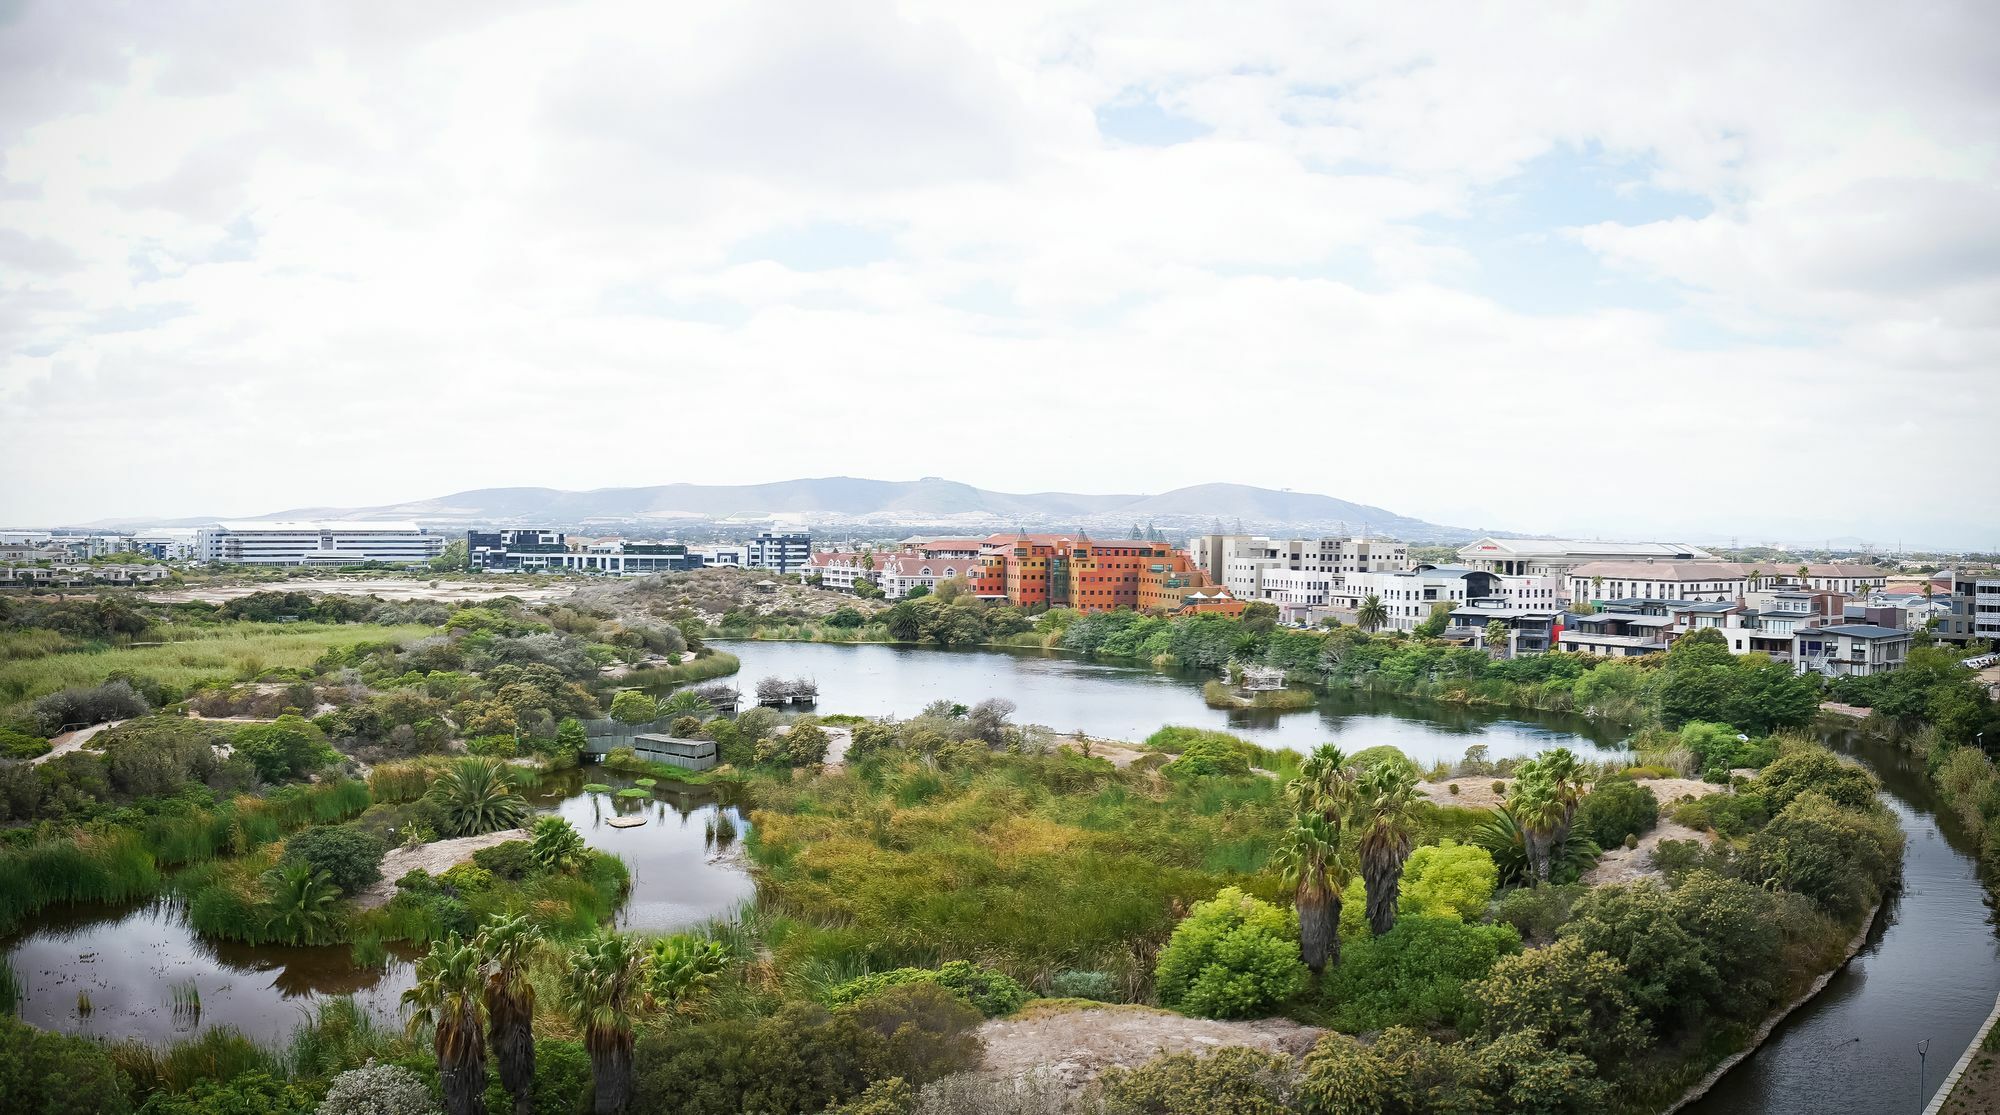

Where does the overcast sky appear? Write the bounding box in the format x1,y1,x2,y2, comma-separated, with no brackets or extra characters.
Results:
2,2,1996,548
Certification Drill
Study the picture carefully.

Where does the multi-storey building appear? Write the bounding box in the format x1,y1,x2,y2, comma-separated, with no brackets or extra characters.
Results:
876,553,982,600
1935,571,2000,646
468,529,568,572
806,551,874,593
199,521,445,566
1188,534,1411,601
746,531,812,574
1565,561,1887,605
1458,538,1717,578
689,543,749,568
965,534,1230,614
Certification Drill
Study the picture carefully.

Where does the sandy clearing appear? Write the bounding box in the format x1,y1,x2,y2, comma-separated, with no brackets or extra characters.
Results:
978,1004,1322,1095
151,578,575,604
352,829,530,909
30,719,126,766
1418,776,1727,810
1583,819,1716,886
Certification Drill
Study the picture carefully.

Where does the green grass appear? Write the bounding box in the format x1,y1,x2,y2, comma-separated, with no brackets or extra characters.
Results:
620,651,741,691
0,622,434,706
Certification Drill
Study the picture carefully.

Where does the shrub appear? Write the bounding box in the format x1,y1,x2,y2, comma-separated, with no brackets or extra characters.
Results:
826,961,1029,1019
845,983,984,1086
1094,1046,1295,1114
1753,750,1879,813
1162,737,1251,779
1491,780,1506,795
470,840,537,881
0,1014,131,1114
136,1070,317,1114
1324,916,1519,1032
30,680,150,735
316,1060,438,1115
1573,778,1659,849
610,690,658,724
280,825,387,896
0,728,51,760
234,715,339,783
630,1003,881,1115
1154,887,1306,1019
1050,970,1120,1002
1467,937,1649,1064
1734,792,1902,919
1396,841,1497,922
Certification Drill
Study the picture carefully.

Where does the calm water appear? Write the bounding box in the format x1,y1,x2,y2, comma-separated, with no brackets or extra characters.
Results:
719,640,1626,764
1686,731,2000,1114
3,775,749,1043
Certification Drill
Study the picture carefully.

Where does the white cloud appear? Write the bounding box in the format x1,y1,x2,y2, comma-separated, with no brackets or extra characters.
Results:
1,0,1996,547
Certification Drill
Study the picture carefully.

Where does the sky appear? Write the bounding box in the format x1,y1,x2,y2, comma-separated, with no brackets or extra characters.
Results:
1,2,1996,549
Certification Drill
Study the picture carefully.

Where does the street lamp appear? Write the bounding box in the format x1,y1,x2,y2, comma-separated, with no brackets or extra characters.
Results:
1917,1038,1930,1112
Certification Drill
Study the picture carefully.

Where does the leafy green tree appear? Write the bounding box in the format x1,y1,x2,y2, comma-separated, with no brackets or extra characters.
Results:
1557,881,1716,1025
1397,841,1497,921
1468,937,1649,1065
558,931,653,1114
0,1014,131,1114
404,933,490,1115
657,689,708,719
1355,760,1420,936
1411,603,1452,639
530,816,588,873
478,914,542,1115
1734,792,1901,919
433,539,470,573
609,691,657,724
1154,887,1308,1019
234,714,338,782
261,861,343,945
428,758,529,838
280,824,387,895
555,718,589,762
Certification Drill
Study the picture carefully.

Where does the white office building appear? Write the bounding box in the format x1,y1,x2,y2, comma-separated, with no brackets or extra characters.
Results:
1189,534,1411,603
745,532,812,574
198,521,445,566
1458,538,1718,578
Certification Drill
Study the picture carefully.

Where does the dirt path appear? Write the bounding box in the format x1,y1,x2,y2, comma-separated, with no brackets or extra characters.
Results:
30,719,126,766
822,726,853,768
1417,776,1727,810
352,829,530,909
978,1003,1321,1094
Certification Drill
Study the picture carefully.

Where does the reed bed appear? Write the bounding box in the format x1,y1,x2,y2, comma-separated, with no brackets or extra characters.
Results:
0,622,433,705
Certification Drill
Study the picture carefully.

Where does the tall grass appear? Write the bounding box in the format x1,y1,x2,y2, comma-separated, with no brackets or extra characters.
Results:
622,650,741,692
0,628,79,661
111,1026,283,1096
368,756,455,803
0,830,161,933
0,961,20,1015
0,622,433,706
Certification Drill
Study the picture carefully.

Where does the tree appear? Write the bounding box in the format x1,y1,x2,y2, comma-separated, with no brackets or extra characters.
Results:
1323,916,1520,1033
261,861,342,945
280,824,387,895
1469,937,1650,1065
609,690,657,724
428,758,529,837
531,815,588,872
1484,620,1509,659
234,714,337,782
558,931,653,1114
1272,812,1342,975
1356,595,1388,633
1285,745,1357,967
432,539,470,573
404,933,490,1115
1558,882,1716,1025
478,914,541,1115
1154,887,1307,1019
1354,760,1420,936
1412,602,1451,639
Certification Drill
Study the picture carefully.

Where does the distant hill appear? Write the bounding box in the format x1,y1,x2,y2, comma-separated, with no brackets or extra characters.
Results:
97,477,1493,542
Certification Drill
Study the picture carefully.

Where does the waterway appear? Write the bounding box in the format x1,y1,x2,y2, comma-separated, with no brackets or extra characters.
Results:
2,774,750,1043
1685,730,2000,1114
719,639,1625,764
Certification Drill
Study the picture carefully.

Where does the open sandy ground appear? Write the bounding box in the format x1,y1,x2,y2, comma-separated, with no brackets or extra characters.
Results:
978,1003,1322,1094
151,578,574,604
1416,775,1725,810
352,829,530,908
31,719,126,766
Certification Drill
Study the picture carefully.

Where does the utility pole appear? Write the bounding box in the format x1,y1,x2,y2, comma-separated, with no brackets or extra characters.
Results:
1917,1038,1929,1112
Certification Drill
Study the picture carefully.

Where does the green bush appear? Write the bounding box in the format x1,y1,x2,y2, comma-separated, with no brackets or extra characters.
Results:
1154,887,1306,1019
232,716,338,783
0,1014,131,1114
279,825,386,896
1396,841,1497,921
630,1003,881,1115
1324,916,1520,1032
470,840,538,881
1050,970,1121,1002
1467,937,1649,1065
1162,737,1251,779
0,728,51,760
825,960,1029,1018
130,1070,316,1114
1573,778,1659,849
1095,1046,1295,1114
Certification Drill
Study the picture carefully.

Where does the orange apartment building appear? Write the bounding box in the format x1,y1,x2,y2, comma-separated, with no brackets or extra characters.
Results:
969,534,1243,615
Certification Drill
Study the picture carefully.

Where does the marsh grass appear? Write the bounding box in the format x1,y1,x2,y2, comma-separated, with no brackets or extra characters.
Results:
111,1025,282,1095
368,757,455,804
622,651,741,692
0,830,161,933
0,622,433,706
0,962,20,1015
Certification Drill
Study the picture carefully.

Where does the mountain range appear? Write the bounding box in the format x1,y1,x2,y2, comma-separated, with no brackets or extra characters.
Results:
105,477,1501,542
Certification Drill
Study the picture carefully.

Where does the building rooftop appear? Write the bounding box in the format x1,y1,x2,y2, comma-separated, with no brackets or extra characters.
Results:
1813,624,1913,639
1461,537,1717,559
213,520,425,532
1569,560,1753,581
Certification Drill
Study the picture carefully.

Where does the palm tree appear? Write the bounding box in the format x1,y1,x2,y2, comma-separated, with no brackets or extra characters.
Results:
1536,748,1588,857
1509,768,1568,885
429,758,529,837
644,935,729,1017
1356,594,1388,633
262,861,341,945
1797,563,1812,585
1484,619,1509,659
478,915,541,1115
1747,569,1762,591
1272,812,1344,973
1353,761,1420,935
531,815,587,872
559,931,653,1114
404,934,490,1115
1589,574,1604,601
